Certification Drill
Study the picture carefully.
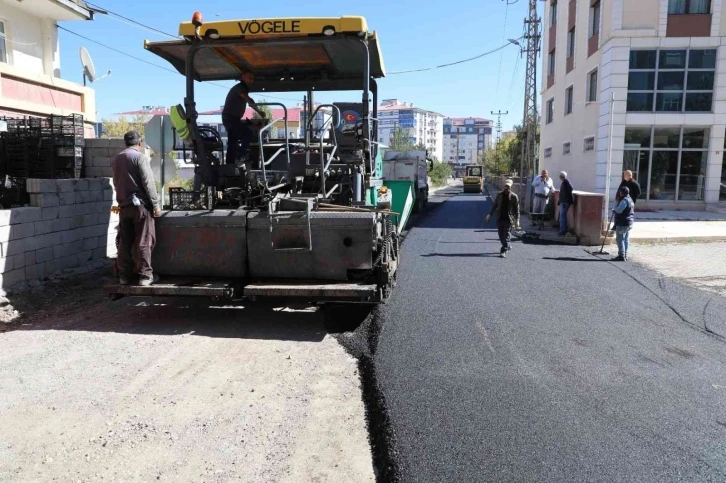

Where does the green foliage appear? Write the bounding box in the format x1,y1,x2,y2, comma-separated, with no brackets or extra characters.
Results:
427,160,452,187
100,114,150,138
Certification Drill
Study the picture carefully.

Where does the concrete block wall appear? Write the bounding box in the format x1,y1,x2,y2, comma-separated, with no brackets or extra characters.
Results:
0,178,118,289
83,138,126,178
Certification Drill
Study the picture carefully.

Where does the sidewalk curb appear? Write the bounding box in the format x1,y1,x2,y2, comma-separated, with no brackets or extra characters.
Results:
628,235,726,245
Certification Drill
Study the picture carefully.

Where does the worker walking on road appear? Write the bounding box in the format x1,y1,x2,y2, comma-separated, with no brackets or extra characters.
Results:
612,186,635,262
112,131,161,286
486,179,520,258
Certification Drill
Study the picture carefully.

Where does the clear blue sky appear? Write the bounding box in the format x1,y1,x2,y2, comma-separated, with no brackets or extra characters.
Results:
58,0,540,131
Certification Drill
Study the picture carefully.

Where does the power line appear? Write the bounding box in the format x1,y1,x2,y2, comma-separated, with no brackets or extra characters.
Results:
84,1,179,39
495,0,510,96
57,26,301,103
388,39,522,75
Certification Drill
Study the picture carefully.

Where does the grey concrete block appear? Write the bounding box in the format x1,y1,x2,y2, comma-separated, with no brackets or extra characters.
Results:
50,218,72,233
41,207,60,221
85,138,110,148
69,216,85,230
60,228,83,245
59,191,76,206
102,189,115,202
78,250,94,264
0,256,12,274
74,179,90,191
92,156,112,167
27,232,63,252
95,202,112,214
90,179,104,191
1,222,35,241
30,193,60,208
83,214,99,226
25,251,36,267
36,247,54,263
46,255,77,275
25,262,46,280
59,205,75,219
75,191,92,204
12,253,25,269
9,208,41,225
83,237,100,251
0,241,24,257
34,220,52,236
53,243,71,260
75,203,93,216
26,179,57,194
0,268,26,288
89,190,103,203
100,177,114,188
93,247,108,260
56,179,77,193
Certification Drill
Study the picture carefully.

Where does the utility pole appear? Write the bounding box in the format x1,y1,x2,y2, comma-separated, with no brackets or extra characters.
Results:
491,110,508,145
516,0,541,213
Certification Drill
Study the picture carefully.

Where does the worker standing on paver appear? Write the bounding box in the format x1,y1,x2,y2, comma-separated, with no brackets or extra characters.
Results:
612,186,635,262
618,170,642,204
532,169,554,220
486,179,520,258
558,171,574,236
112,131,161,286
222,70,266,165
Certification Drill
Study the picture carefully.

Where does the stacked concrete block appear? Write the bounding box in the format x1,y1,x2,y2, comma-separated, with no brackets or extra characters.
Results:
0,178,119,290
83,138,126,178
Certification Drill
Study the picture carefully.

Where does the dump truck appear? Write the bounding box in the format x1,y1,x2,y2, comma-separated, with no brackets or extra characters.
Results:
462,165,484,193
105,14,415,306
383,150,430,214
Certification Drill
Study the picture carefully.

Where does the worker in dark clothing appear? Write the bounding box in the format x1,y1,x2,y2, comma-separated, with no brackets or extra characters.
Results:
612,186,635,261
112,131,161,286
486,179,520,258
222,70,266,165
558,171,574,236
617,170,641,204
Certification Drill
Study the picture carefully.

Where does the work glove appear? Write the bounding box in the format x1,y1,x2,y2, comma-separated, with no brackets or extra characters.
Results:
486,214,491,223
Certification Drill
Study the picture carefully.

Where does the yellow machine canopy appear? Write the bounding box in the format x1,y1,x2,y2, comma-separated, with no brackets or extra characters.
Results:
144,15,385,92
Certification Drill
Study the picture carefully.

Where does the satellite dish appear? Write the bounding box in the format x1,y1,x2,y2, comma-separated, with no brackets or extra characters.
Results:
80,47,96,85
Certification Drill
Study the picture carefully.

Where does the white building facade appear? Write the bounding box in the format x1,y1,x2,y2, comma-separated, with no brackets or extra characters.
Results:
0,0,96,136
377,99,444,161
540,0,726,210
442,117,493,167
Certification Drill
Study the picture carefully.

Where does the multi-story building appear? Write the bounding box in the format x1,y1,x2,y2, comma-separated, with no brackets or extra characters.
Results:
540,0,726,210
442,117,493,168
0,0,97,136
377,99,444,161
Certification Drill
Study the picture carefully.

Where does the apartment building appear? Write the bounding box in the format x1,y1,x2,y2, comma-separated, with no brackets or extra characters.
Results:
442,117,493,167
0,0,96,136
377,99,444,161
540,0,726,210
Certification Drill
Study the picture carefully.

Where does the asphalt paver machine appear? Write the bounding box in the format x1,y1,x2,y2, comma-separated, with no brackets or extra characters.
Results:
105,14,414,305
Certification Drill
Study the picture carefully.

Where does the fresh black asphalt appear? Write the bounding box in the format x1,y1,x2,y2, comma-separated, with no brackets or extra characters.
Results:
373,186,726,482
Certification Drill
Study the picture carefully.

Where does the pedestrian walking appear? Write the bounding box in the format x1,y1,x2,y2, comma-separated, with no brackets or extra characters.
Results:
112,131,162,286
618,170,641,204
558,171,574,235
486,179,520,258
612,186,635,261
532,169,554,220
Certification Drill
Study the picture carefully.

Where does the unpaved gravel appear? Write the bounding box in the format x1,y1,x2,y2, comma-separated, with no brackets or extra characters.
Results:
0,269,374,482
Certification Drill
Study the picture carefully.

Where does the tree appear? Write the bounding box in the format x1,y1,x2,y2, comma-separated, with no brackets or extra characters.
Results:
253,100,275,137
99,114,150,138
427,159,452,187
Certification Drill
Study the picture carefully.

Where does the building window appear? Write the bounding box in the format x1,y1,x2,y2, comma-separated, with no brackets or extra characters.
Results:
567,28,576,58
550,2,558,25
627,49,715,112
668,0,710,14
563,142,571,155
590,1,601,37
624,126,709,201
587,69,598,102
565,86,574,115
584,137,595,152
544,147,553,158
546,98,554,124
548,51,556,76
0,20,7,64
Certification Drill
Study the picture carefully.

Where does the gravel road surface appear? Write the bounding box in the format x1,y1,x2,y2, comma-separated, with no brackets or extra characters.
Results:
373,187,726,482
0,274,374,482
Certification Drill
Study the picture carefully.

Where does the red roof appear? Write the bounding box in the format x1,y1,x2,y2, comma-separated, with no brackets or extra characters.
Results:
115,108,171,116
198,107,302,122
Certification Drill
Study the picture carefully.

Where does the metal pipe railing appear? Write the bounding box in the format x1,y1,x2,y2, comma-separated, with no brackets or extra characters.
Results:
256,103,290,188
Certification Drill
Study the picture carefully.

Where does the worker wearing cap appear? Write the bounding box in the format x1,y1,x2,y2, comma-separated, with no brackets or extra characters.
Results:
222,70,266,165
486,179,520,258
112,131,161,286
